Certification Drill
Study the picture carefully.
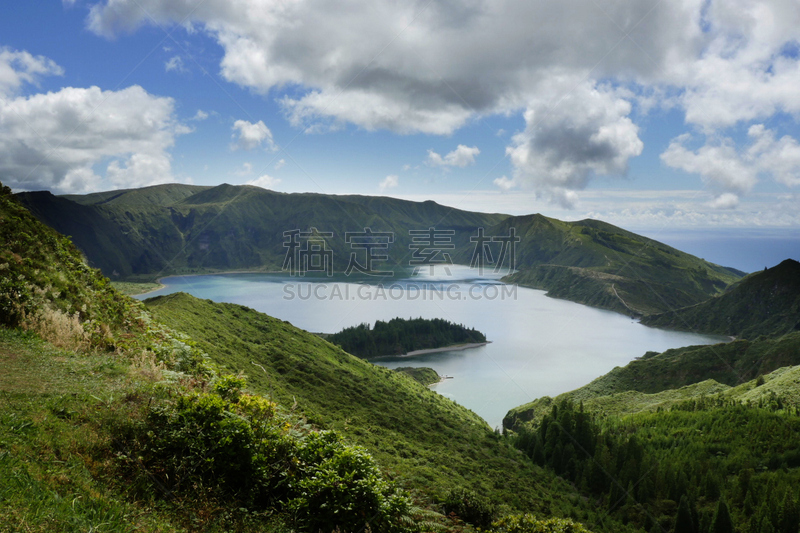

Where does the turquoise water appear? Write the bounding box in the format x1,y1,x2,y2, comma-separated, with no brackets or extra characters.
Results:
140,266,726,429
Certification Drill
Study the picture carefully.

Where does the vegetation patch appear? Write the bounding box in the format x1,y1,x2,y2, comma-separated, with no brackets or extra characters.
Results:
327,317,486,358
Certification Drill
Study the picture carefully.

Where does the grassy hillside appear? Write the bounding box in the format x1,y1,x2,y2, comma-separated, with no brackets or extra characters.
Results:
505,332,800,429
17,183,742,315
395,366,441,386
3,179,608,532
508,395,800,533
143,293,595,517
500,215,742,316
16,184,507,281
641,259,800,338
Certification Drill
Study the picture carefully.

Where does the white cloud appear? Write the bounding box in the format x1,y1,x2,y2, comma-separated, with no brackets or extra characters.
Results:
84,0,707,135
677,1,800,130
0,78,186,193
747,125,800,187
708,192,740,210
0,47,63,97
506,79,643,207
231,119,276,151
164,55,186,73
192,109,209,121
247,174,281,189
662,125,800,206
274,158,285,170
84,0,800,206
379,174,398,191
427,145,480,168
661,134,758,198
493,176,516,191
234,162,253,176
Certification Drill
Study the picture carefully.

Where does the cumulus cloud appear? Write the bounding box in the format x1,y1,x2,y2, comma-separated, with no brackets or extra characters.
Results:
747,125,800,188
379,175,399,191
661,134,758,198
0,47,63,96
84,0,707,134
662,125,800,206
678,1,800,130
274,158,285,170
164,55,186,73
0,81,186,193
426,145,480,168
192,109,209,121
231,119,276,151
708,192,740,209
247,174,281,189
493,176,516,191
84,0,800,205
506,80,643,207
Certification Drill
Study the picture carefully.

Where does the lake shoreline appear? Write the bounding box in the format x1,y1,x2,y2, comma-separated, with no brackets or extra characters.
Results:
369,341,491,360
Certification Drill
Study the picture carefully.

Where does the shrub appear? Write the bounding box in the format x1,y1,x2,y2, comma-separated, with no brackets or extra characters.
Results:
121,388,415,531
442,487,496,528
288,431,413,532
492,515,593,533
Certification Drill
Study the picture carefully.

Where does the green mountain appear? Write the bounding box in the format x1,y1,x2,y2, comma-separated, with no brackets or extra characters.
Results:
3,180,610,531
498,215,744,316
504,332,800,429
641,259,800,338
142,293,586,516
16,183,741,315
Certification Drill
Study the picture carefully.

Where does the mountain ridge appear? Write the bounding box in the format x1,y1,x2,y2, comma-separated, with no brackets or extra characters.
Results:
641,258,800,338
16,183,741,315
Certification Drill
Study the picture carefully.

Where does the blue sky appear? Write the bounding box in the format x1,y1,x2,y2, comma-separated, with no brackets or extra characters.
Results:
2,0,800,230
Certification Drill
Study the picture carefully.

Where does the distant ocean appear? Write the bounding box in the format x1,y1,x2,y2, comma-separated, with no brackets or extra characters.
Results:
635,228,800,274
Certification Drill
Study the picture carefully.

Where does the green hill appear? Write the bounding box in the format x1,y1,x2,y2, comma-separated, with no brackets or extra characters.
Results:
504,332,800,429
16,183,741,315
3,180,611,531
499,215,743,316
142,293,585,515
641,259,800,338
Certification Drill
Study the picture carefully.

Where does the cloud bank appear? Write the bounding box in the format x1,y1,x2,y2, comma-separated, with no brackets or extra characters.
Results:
0,48,188,194
44,1,800,202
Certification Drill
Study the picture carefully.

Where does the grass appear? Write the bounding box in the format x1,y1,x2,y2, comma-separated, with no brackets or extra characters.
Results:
395,367,441,386
0,329,180,533
143,292,624,530
506,332,800,429
641,259,800,338
110,282,163,296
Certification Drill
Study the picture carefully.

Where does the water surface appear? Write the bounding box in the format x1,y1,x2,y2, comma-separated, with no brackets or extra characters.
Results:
141,266,725,429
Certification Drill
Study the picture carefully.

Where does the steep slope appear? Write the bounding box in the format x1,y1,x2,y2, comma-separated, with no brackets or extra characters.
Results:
143,292,585,514
17,183,742,315
504,332,800,429
641,259,800,338
3,178,611,531
500,215,742,316
0,184,141,345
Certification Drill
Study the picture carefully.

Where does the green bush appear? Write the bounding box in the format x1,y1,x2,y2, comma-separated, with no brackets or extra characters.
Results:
492,515,593,533
121,387,415,531
288,431,413,532
442,487,496,528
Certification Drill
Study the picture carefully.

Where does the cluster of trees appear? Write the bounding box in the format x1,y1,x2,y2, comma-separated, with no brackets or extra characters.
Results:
327,317,486,358
511,399,800,532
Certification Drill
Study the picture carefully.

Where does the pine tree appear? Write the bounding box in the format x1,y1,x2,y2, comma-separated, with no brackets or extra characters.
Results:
779,491,800,533
710,499,734,533
674,494,696,533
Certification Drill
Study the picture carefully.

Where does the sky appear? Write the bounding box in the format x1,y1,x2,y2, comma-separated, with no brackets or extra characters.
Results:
2,0,800,232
